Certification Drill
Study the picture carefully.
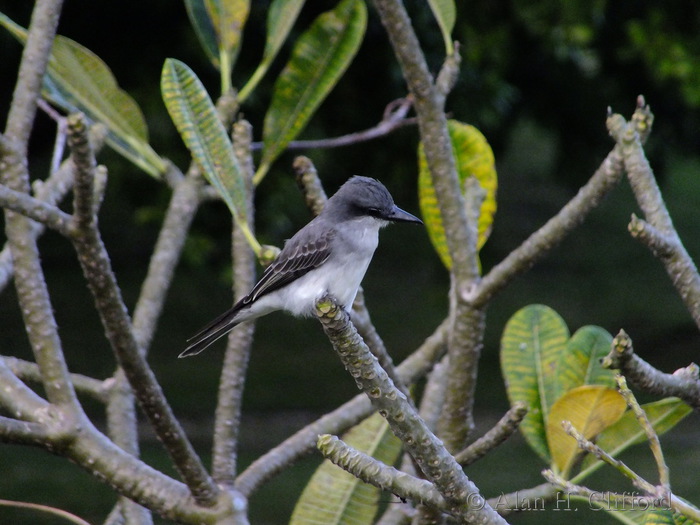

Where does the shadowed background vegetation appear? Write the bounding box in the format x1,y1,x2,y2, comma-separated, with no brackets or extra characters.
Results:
1,1,699,523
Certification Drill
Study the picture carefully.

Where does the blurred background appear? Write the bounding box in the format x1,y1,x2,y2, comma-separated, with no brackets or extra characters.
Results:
1,0,699,523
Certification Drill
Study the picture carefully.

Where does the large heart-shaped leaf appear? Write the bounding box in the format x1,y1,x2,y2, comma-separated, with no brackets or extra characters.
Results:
553,325,616,400
255,0,367,184
161,58,259,254
0,12,166,178
291,413,402,525
501,304,569,462
546,385,627,478
418,120,497,271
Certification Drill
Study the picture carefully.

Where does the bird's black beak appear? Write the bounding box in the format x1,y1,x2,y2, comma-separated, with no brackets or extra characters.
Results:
386,205,423,224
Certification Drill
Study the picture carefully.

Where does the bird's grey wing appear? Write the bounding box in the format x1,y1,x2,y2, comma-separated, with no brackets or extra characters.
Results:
180,226,333,358
243,228,334,304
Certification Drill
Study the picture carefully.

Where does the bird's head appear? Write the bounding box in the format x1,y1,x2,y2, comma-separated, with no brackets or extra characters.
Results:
325,176,423,225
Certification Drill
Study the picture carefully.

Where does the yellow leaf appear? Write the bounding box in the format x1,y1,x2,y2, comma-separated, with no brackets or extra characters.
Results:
546,385,627,479
418,120,497,270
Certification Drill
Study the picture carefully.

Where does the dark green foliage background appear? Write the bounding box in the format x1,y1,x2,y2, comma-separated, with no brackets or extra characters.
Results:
1,1,699,523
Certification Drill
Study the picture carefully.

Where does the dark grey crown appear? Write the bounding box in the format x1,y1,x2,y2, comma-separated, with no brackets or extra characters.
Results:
324,176,395,219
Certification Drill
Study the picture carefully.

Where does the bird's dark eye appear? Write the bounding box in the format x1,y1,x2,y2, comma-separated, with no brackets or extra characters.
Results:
365,207,383,218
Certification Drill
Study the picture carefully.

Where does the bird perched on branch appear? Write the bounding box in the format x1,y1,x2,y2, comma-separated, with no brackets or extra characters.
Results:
180,176,422,357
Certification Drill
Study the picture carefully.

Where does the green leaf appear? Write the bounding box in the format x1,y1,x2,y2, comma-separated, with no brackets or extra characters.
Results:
553,325,616,400
255,0,367,184
237,0,306,102
161,58,259,254
427,0,456,55
500,304,569,462
576,397,692,481
291,413,402,525
0,12,166,178
184,0,250,83
418,120,497,271
546,385,626,478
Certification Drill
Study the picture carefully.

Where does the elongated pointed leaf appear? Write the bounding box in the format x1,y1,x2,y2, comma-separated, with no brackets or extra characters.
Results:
237,0,306,102
256,0,367,184
501,304,569,462
161,59,258,252
291,413,402,525
554,325,616,400
184,0,250,72
546,385,627,478
577,398,692,480
418,120,497,271
0,12,166,178
262,0,305,63
427,0,456,55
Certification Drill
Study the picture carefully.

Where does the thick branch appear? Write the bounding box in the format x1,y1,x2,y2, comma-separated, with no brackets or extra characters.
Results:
1,0,80,410
66,114,218,506
315,297,505,523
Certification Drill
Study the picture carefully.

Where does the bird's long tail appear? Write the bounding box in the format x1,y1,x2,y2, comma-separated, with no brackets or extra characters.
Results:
179,306,242,358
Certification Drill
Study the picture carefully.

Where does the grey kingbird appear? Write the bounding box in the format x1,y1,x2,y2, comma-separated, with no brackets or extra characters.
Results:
180,176,422,357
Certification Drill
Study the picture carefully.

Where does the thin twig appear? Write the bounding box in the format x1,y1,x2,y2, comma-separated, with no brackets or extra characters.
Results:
0,183,73,235
251,98,416,151
602,330,700,410
610,101,700,329
615,374,670,489
3,356,108,403
455,402,528,467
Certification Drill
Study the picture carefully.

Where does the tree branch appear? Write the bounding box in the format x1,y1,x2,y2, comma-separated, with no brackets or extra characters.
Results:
213,119,257,486
1,0,81,410
65,113,219,506
317,434,449,514
472,140,625,307
0,183,73,235
609,100,700,330
455,402,528,467
251,97,416,151
602,330,700,410
234,319,448,497
315,296,506,523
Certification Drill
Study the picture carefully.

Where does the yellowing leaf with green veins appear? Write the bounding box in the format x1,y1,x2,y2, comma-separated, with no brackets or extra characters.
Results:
255,0,366,184
418,120,497,271
546,385,627,479
291,413,402,525
161,58,259,255
0,12,166,178
500,304,569,463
